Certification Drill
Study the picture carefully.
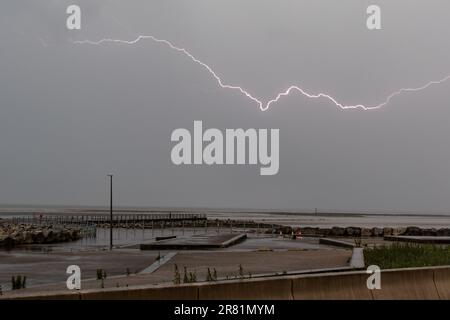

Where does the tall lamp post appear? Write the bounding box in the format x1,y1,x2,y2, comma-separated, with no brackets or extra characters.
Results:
108,174,113,250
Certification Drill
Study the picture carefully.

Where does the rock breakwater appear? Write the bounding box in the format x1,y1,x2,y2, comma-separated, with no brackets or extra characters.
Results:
0,221,82,247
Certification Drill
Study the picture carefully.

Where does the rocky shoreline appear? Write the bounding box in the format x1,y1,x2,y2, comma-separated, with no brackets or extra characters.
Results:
0,221,82,247
271,226,450,237
96,218,450,238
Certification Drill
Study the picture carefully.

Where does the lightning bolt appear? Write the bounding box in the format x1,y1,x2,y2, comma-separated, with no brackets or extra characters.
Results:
73,35,450,111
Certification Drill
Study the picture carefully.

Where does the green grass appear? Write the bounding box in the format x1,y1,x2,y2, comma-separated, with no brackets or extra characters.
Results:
364,243,450,269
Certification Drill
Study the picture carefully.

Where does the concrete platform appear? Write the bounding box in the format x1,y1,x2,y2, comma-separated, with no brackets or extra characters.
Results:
384,236,450,244
319,238,355,248
140,233,247,250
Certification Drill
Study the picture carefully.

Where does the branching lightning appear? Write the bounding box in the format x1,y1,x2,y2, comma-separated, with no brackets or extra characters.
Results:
73,35,450,111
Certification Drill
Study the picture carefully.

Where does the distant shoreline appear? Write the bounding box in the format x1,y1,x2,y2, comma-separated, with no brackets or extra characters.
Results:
0,205,449,229
0,206,450,218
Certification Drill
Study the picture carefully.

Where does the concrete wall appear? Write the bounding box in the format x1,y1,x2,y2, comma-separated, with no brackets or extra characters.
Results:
292,271,373,300
371,268,440,300
3,266,449,300
198,277,293,300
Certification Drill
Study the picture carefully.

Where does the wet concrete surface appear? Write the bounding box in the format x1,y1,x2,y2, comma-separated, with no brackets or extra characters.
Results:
0,249,158,290
0,235,343,293
1,248,352,295
140,233,246,250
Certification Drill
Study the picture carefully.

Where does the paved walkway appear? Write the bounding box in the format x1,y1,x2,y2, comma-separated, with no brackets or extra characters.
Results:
1,248,352,295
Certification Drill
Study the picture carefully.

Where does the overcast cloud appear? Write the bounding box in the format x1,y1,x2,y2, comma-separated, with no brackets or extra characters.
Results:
1,0,450,212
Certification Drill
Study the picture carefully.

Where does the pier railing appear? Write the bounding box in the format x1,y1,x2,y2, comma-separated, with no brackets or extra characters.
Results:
10,213,207,227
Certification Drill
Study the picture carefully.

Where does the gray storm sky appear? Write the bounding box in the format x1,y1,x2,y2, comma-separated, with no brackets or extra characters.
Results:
1,0,450,212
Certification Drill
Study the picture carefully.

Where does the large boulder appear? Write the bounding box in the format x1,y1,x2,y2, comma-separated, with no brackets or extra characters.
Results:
71,229,80,240
344,227,361,237
392,227,407,236
437,228,450,236
0,236,15,247
46,230,57,243
330,227,345,237
422,228,437,236
383,227,393,236
361,228,372,237
274,226,292,235
371,227,384,237
404,226,423,236
23,232,34,244
300,227,321,236
32,231,46,244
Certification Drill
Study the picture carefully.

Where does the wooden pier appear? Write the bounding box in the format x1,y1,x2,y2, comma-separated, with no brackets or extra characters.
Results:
11,213,207,227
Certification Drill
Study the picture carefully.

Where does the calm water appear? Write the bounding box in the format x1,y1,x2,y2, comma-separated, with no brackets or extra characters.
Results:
1,226,237,253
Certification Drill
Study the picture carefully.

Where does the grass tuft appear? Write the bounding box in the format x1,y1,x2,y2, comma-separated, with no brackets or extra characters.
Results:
364,243,450,269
